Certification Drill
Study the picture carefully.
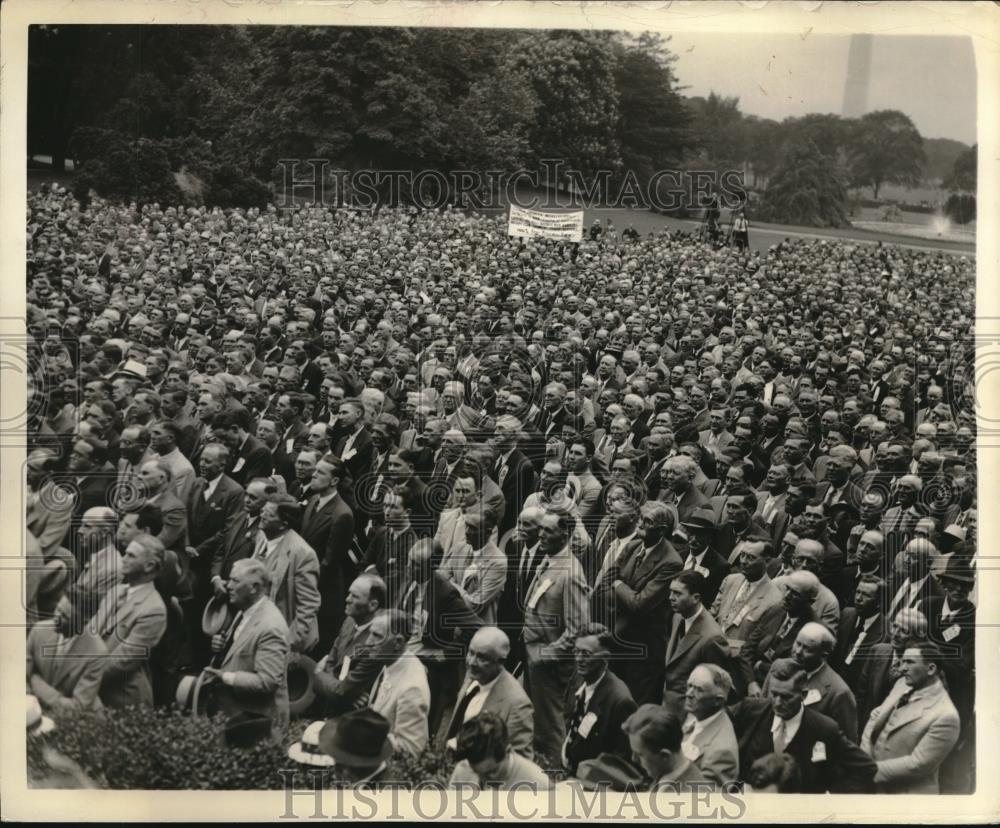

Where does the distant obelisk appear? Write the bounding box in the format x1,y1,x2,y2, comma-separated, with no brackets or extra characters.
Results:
842,34,873,117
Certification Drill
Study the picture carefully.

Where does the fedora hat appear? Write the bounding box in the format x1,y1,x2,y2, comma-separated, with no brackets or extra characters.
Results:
286,652,318,715
937,554,976,585
202,595,232,636
681,507,718,533
287,720,336,768
318,709,392,767
576,753,645,791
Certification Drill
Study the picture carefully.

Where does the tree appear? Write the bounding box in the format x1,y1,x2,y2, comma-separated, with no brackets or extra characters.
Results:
502,31,622,178
944,144,977,193
759,139,850,228
687,92,747,175
847,109,925,200
612,33,696,181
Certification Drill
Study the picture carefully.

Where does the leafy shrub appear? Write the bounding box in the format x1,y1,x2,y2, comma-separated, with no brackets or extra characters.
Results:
27,707,466,790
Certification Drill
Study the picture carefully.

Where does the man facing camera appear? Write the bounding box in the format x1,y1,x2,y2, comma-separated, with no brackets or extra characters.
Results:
728,658,876,793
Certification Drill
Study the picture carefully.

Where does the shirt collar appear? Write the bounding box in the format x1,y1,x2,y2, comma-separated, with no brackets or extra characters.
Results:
773,704,804,733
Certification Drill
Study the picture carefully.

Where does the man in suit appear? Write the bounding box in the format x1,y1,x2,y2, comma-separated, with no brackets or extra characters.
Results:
499,506,546,658
755,463,790,526
185,442,246,661
659,455,711,524
622,704,713,792
561,624,637,775
834,574,887,689
388,449,433,537
737,570,820,697
729,657,876,793
399,539,483,740
209,477,276,598
591,500,681,704
698,408,735,459
816,449,865,516
440,510,507,625
137,460,188,558
885,538,942,621
856,608,929,738
203,558,290,734
861,641,960,793
253,495,322,654
271,392,311,485
313,573,385,716
64,436,116,543
72,507,122,605
777,538,841,633
564,438,604,524
491,415,536,537
638,431,674,501
27,586,109,713
678,508,731,607
300,454,356,654
681,663,740,786
366,609,432,758
662,570,729,704
333,398,374,484
715,494,772,565
93,534,168,708
711,540,783,653
449,713,551,790
435,474,482,566
212,410,273,487
762,622,858,739
446,626,535,759
362,490,418,607
522,511,590,763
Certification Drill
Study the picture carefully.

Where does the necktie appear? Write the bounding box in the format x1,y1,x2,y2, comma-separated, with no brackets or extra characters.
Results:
870,689,914,746
776,614,795,642
254,536,268,560
773,717,789,753
682,716,696,738
888,579,911,619
726,580,751,628
446,684,482,739
368,668,386,705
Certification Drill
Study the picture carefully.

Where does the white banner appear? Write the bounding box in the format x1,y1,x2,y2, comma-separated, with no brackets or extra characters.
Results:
507,205,584,242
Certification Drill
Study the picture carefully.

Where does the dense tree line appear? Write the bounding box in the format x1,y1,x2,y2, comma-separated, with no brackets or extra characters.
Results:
28,25,968,228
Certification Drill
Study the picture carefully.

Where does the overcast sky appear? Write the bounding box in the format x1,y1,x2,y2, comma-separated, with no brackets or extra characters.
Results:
668,33,976,145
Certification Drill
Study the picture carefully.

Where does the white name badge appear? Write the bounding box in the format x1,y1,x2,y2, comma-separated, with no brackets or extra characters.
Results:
811,741,827,763
528,578,553,610
339,655,351,680
804,688,822,706
285,438,295,453
682,741,702,762
578,711,598,739
343,447,357,460
232,457,246,473
695,564,710,578
942,624,961,642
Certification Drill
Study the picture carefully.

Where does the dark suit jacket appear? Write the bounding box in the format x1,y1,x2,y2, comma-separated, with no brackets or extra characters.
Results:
314,616,382,716
228,434,273,487
212,512,258,582
396,571,482,655
918,596,975,727
592,537,681,652
854,642,899,738
272,421,309,485
362,524,417,607
333,428,375,487
301,492,356,646
496,449,535,536
832,608,887,690
186,475,245,585
728,699,876,793
737,604,816,690
681,546,731,607
563,669,637,775
663,609,730,697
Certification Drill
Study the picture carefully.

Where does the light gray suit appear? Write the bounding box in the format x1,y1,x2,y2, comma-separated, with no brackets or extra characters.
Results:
93,581,167,708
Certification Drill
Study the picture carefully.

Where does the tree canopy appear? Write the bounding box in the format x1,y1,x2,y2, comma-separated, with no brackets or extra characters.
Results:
847,109,925,200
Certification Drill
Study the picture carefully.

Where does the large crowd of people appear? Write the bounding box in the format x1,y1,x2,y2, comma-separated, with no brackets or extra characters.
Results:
24,183,977,794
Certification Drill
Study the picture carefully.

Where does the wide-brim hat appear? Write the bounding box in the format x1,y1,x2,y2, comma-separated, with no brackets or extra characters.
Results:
202,595,232,636
287,720,337,767
175,672,224,718
318,709,393,767
287,652,317,715
936,554,976,585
